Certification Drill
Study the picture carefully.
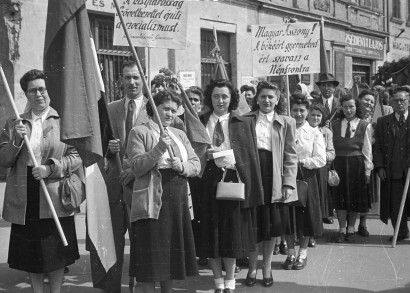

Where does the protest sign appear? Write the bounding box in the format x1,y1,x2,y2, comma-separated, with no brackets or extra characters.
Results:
179,71,196,88
113,0,188,50
251,22,320,77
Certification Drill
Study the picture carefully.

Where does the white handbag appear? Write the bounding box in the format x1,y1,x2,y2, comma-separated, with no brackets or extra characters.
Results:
216,169,245,201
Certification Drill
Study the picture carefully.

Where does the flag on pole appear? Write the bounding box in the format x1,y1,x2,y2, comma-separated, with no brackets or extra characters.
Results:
44,0,102,167
43,0,116,281
320,17,329,74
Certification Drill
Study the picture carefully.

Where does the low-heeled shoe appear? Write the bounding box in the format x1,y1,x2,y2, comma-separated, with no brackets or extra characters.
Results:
263,272,274,287
244,273,257,287
292,257,307,270
358,225,370,237
214,289,223,293
279,242,288,255
322,217,334,224
345,232,356,243
334,232,345,243
308,237,316,248
223,289,234,293
282,255,296,270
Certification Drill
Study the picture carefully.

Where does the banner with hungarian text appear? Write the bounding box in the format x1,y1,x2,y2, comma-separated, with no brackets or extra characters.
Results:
251,22,320,77
113,0,188,49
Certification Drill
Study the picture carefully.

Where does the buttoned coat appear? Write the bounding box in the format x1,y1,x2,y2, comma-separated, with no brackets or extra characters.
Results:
242,110,298,203
373,113,410,224
200,111,264,208
0,108,82,225
312,95,341,122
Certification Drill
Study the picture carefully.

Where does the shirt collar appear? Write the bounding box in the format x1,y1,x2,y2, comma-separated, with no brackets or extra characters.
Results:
395,111,409,120
31,107,50,123
322,95,333,105
258,111,274,123
211,112,230,122
125,95,143,109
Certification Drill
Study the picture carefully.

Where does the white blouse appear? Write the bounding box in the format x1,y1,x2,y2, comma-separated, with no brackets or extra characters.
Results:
340,118,374,176
206,112,231,151
255,111,274,151
296,121,326,169
27,108,50,166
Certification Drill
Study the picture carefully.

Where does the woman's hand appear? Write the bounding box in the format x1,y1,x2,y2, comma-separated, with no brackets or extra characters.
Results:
32,165,51,180
158,132,171,150
206,148,217,160
169,157,183,173
108,139,120,154
14,119,27,145
282,185,293,200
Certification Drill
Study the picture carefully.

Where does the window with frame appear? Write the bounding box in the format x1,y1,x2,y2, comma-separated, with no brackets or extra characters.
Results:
393,0,401,19
200,29,232,89
88,13,133,102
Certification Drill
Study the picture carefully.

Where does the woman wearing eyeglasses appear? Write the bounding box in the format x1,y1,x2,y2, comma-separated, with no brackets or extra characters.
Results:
331,94,373,243
0,69,82,293
242,81,297,287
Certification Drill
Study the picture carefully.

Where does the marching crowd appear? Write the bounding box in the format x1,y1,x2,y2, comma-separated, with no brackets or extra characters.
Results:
1,63,409,293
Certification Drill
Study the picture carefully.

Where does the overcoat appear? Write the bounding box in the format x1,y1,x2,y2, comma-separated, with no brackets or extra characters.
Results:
373,113,410,224
200,111,264,208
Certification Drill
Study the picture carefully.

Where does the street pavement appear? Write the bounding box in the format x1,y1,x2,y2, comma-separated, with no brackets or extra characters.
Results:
0,182,410,292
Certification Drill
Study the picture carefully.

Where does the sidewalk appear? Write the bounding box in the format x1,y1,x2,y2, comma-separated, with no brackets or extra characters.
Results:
1,211,409,292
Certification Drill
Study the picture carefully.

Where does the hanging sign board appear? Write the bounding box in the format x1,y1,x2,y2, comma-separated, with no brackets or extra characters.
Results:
251,22,320,77
113,0,188,49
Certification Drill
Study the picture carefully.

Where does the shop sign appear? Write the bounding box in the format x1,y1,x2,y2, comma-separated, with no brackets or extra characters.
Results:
86,0,115,13
392,39,410,61
345,32,384,60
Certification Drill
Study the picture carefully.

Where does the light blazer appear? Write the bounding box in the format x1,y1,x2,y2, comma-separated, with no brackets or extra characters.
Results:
0,108,82,224
105,97,149,204
243,110,298,203
127,119,200,221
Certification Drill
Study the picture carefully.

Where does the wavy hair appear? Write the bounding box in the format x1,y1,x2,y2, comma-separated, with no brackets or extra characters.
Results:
203,79,239,112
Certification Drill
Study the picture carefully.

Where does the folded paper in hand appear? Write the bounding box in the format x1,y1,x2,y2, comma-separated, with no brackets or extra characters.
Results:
212,149,236,168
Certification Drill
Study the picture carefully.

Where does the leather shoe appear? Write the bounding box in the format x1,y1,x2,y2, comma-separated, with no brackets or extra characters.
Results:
198,257,208,266
279,242,288,255
389,232,410,242
214,289,223,293
358,225,370,237
322,217,334,224
223,289,234,293
345,232,356,243
263,272,274,287
308,237,316,248
334,232,345,243
234,266,241,274
292,257,307,270
282,255,296,270
244,271,257,287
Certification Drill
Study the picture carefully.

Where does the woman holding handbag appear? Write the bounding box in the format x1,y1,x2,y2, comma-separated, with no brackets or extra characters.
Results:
282,94,326,271
0,69,81,293
307,103,336,247
242,81,297,287
198,79,264,293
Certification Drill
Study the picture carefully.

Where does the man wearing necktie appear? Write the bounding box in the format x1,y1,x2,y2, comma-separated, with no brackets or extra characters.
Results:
312,73,341,125
374,87,410,242
95,61,148,292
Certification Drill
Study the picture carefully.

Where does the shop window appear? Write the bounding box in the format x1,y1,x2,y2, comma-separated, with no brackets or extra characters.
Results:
371,0,379,11
392,0,401,19
360,0,371,9
88,13,133,102
200,29,232,89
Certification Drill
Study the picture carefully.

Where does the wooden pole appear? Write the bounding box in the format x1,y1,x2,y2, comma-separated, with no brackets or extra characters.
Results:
392,167,410,248
112,0,174,158
0,65,68,246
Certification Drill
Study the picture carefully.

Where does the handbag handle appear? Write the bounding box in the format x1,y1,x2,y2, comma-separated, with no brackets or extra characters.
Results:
298,163,306,181
220,168,242,183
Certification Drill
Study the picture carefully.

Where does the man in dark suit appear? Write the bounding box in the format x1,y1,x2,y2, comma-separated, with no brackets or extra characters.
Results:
312,73,341,125
96,60,148,292
374,86,410,242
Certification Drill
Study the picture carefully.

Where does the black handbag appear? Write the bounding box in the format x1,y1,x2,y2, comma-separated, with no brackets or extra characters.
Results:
60,165,85,212
288,165,308,207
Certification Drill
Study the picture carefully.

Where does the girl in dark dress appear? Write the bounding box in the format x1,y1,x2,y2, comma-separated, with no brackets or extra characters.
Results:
331,94,373,243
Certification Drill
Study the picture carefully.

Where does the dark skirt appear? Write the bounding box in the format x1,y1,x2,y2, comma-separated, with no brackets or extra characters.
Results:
286,168,323,238
198,160,257,259
129,169,198,282
8,167,79,273
332,155,369,213
317,165,333,218
256,149,288,242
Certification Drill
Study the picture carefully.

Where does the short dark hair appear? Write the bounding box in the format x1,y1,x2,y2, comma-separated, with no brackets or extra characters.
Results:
251,81,281,112
203,79,239,113
121,60,145,75
358,89,375,100
393,86,410,97
339,94,365,119
185,86,204,102
240,84,255,95
20,69,44,93
146,90,182,118
309,103,326,127
290,93,310,110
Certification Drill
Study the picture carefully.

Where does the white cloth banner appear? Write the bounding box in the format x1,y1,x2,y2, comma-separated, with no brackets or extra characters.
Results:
113,0,188,49
251,22,320,77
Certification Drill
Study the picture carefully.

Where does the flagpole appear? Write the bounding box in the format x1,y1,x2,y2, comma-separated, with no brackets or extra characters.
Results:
0,65,68,246
112,0,174,159
392,167,410,248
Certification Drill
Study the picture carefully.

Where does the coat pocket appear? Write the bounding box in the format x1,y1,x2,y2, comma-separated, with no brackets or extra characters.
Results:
130,187,150,222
